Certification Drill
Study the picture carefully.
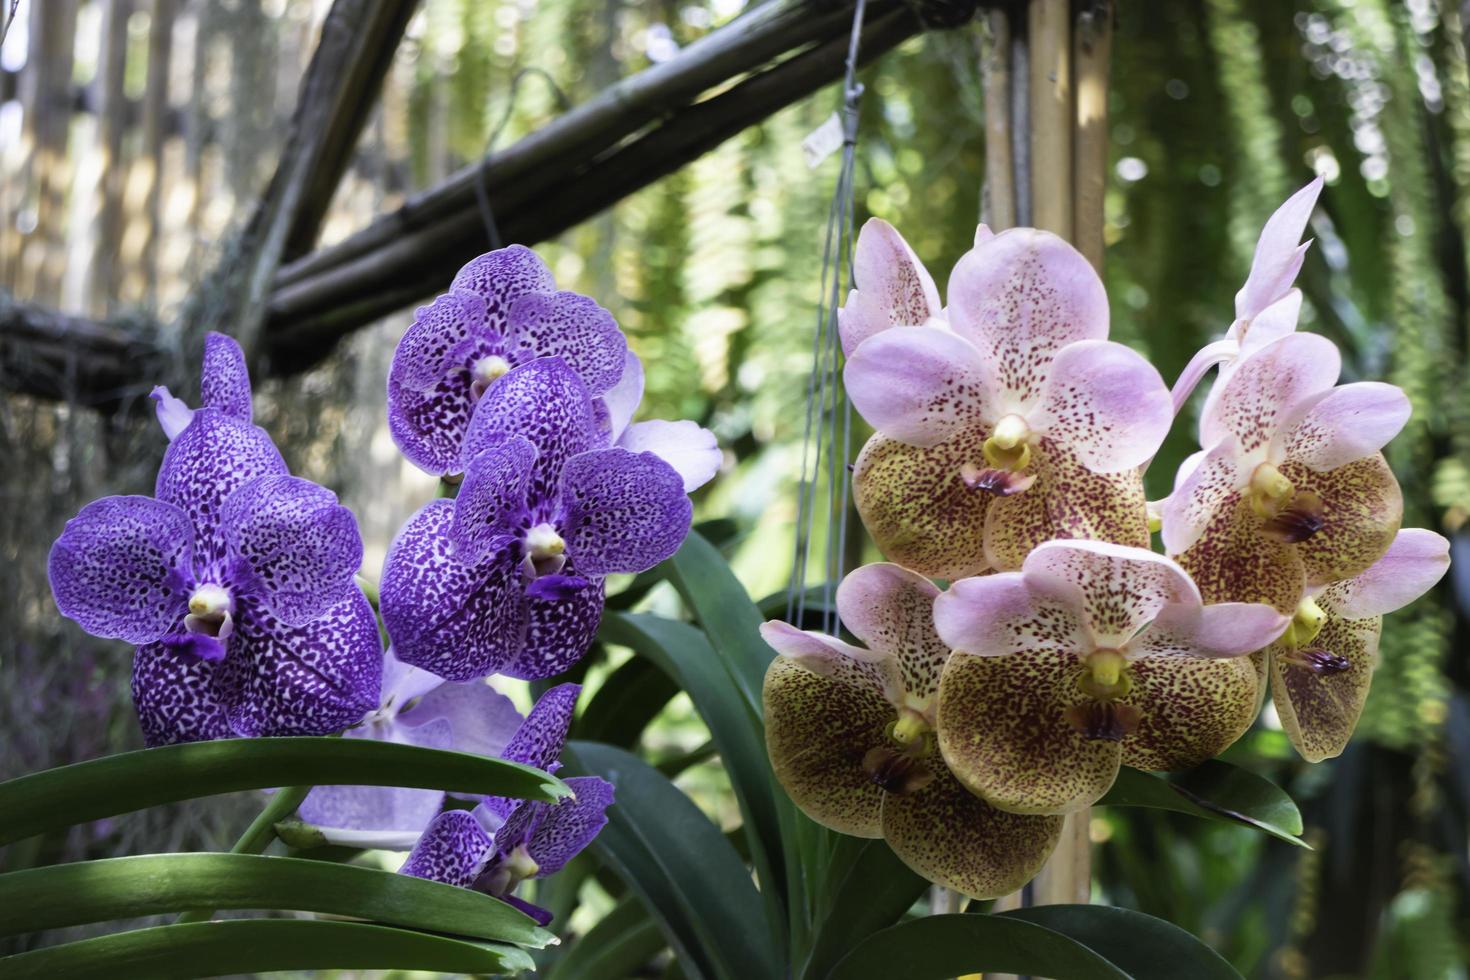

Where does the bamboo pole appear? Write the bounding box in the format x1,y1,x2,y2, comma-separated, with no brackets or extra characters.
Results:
980,9,1015,230
1028,0,1071,238
90,0,134,317
1073,1,1111,271
137,0,176,307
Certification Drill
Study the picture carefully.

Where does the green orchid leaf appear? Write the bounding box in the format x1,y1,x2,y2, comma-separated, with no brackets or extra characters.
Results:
824,912,1131,979
1099,761,1307,846
0,853,554,948
800,837,930,980
0,738,569,846
575,654,680,748
607,518,740,611
562,740,780,980
1000,906,1244,980
546,893,667,980
0,919,534,980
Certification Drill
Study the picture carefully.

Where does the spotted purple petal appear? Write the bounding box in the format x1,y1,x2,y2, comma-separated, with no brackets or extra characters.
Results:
504,291,627,395
381,500,529,681
399,809,494,887
450,437,535,565
387,292,490,476
131,641,233,746
155,409,288,563
200,332,253,421
49,495,193,644
499,571,604,681
216,588,381,738
449,245,556,320
220,475,363,626
460,357,600,503
502,683,580,770
498,775,614,877
558,449,693,577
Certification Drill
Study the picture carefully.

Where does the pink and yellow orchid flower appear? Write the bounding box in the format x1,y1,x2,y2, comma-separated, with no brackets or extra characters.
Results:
760,562,1063,899
843,228,1172,577
1263,528,1449,761
1163,332,1410,613
933,540,1289,815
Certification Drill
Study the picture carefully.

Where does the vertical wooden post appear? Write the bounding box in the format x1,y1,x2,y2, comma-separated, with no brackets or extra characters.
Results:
1028,0,1072,239
90,0,135,316
981,9,1015,231
139,0,177,307
1073,1,1112,271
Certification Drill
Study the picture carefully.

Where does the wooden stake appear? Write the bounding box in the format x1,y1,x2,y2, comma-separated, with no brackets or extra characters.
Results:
1028,0,1071,238
1074,1,1112,272
981,8,1015,231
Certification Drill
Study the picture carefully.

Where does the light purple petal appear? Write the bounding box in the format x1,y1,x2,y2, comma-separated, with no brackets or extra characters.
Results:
845,326,992,446
498,573,604,681
838,218,943,355
1131,601,1289,659
461,357,601,502
500,775,614,877
1235,177,1323,322
150,386,194,440
1021,540,1200,648
218,588,382,737
398,679,524,759
399,809,494,887
220,475,363,626
200,332,253,421
49,495,193,644
449,245,556,322
1200,333,1340,455
1236,289,1303,359
558,449,692,577
1277,381,1412,473
380,500,528,681
933,572,1086,658
131,641,233,746
505,291,628,395
760,620,904,706
298,723,449,841
380,648,445,710
615,420,721,492
946,228,1109,405
156,409,288,563
1027,339,1171,472
1160,437,1251,556
450,437,534,565
598,351,644,444
1319,527,1450,620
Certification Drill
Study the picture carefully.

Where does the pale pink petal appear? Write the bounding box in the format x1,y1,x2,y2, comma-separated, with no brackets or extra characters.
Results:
1235,177,1323,321
1021,540,1199,648
1318,527,1450,620
844,326,992,446
1132,600,1289,659
1170,340,1238,417
848,219,941,331
833,563,948,702
1027,339,1171,472
759,621,903,706
1237,289,1303,359
974,224,996,247
946,228,1108,405
1200,333,1340,454
837,289,894,357
933,572,1087,658
1160,437,1251,555
616,419,721,492
1277,382,1412,473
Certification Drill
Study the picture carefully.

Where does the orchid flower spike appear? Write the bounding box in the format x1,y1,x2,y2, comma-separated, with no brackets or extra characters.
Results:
379,358,694,681
1170,177,1324,415
296,649,525,848
844,228,1171,577
1262,528,1449,761
933,541,1290,815
1162,332,1410,613
761,563,1064,898
51,337,380,745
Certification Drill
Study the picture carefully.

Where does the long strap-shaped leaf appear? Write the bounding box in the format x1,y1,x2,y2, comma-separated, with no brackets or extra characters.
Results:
545,893,667,980
1000,905,1244,980
1099,762,1306,846
799,837,929,980
0,919,534,980
563,740,781,980
0,738,569,846
0,853,555,948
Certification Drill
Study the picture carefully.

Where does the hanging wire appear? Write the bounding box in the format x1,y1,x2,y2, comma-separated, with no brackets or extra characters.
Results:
787,0,868,636
475,67,573,250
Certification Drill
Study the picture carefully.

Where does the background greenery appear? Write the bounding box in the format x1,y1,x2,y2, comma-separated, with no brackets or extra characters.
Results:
1,0,1466,976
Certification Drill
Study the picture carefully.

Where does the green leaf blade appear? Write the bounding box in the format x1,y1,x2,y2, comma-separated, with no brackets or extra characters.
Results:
1099,761,1307,846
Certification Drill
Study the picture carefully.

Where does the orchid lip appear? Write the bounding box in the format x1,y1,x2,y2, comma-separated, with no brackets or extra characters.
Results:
1261,491,1325,543
960,463,1036,497
1282,648,1350,675
861,744,936,796
1065,699,1142,741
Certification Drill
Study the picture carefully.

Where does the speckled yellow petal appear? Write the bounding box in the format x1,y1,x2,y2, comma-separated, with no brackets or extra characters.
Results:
853,431,992,580
837,563,949,704
762,656,892,837
1176,492,1304,613
1119,652,1261,772
982,438,1150,572
1270,614,1380,762
880,748,1064,899
1282,453,1402,588
937,650,1120,815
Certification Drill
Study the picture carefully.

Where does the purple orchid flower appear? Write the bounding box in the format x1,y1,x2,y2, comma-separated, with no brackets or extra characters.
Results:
387,246,629,476
379,357,694,681
296,649,525,848
399,683,613,926
48,333,381,745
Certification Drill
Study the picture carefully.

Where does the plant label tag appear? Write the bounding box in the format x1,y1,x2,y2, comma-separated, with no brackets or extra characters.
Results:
802,113,845,169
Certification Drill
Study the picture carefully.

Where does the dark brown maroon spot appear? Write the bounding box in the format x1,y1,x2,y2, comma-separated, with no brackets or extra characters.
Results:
1262,492,1325,543
1284,648,1350,675
961,465,1035,497
862,746,936,795
1065,700,1142,742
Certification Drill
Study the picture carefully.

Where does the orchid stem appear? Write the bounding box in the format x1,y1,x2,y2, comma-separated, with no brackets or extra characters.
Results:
175,784,314,924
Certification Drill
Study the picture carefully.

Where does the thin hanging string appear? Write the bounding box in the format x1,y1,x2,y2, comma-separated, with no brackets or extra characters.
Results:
787,0,867,635
476,68,572,250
